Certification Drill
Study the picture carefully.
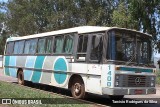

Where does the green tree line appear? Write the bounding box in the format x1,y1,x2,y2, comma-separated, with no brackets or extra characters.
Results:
0,0,160,54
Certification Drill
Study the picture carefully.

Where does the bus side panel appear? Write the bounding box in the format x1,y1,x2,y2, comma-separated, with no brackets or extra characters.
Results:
22,55,69,87
5,55,88,90
10,55,70,88
86,64,102,94
3,56,10,76
4,56,17,78
71,63,88,89
51,56,70,87
16,56,27,67
40,56,56,84
101,64,115,88
31,56,45,83
23,56,36,81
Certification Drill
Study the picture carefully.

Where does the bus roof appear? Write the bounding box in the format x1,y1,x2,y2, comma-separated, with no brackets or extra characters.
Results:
7,26,151,42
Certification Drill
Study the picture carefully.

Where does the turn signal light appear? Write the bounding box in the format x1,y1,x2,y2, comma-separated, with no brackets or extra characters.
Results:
115,67,120,70
153,69,156,73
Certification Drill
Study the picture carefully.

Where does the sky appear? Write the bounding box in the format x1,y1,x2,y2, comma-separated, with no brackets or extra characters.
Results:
0,0,8,2
0,0,8,13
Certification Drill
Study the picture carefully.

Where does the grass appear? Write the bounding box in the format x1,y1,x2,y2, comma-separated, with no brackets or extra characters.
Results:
0,81,91,107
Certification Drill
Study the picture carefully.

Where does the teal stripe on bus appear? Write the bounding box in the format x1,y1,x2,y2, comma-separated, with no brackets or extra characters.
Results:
5,67,10,76
119,67,153,73
5,56,10,66
31,70,42,82
34,56,45,69
9,56,17,77
31,56,45,83
4,56,10,76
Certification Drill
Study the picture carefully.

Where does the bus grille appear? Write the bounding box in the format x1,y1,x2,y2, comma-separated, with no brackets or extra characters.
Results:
120,75,150,87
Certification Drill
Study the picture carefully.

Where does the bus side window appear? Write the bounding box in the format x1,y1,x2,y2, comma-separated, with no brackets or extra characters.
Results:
6,42,14,55
37,38,46,54
13,42,19,54
24,39,37,54
29,39,37,54
46,37,53,54
63,34,73,54
54,36,64,54
13,40,25,54
76,35,88,61
77,35,88,52
90,34,103,61
24,40,30,54
19,41,25,54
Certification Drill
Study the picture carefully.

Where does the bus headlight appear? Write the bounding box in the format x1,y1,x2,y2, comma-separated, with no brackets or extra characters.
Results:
115,75,120,87
151,82,155,87
116,81,119,86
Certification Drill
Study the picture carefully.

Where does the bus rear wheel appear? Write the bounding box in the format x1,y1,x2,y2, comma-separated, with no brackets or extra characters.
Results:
17,70,24,85
71,78,85,99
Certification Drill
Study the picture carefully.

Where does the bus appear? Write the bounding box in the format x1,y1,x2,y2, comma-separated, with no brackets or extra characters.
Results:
3,26,156,99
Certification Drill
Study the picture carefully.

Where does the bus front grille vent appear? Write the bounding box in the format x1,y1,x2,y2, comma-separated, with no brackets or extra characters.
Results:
120,75,150,87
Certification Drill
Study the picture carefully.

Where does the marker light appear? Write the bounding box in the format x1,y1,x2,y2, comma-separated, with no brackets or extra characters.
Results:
151,82,155,87
116,81,119,86
115,67,120,70
116,75,119,80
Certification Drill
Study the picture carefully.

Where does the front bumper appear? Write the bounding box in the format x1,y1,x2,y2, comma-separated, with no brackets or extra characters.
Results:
102,87,156,95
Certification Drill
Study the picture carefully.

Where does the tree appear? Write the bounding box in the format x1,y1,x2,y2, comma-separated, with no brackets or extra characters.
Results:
112,0,160,40
0,2,9,55
128,0,160,40
112,1,138,29
6,0,52,36
5,0,115,36
4,0,160,40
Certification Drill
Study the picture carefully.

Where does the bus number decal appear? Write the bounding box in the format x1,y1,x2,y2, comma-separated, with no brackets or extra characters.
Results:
107,65,112,86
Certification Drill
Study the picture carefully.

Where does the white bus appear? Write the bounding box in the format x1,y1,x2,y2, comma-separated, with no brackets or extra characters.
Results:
3,26,156,99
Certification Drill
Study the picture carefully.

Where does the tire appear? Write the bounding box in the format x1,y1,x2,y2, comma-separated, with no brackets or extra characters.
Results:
71,78,85,99
17,70,24,85
109,95,124,100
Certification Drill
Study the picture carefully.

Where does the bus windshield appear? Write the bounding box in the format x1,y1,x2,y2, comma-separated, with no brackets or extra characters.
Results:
107,30,152,65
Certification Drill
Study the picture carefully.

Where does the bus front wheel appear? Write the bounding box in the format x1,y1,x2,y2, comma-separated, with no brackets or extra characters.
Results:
71,78,85,99
17,70,24,85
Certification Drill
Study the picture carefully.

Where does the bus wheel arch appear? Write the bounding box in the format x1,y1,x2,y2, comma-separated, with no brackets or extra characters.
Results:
17,68,24,85
68,74,86,99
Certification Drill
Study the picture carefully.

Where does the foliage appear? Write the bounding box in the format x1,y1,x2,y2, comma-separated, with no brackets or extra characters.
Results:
128,0,160,40
156,70,160,85
0,0,160,54
112,1,137,29
0,3,8,55
5,0,115,36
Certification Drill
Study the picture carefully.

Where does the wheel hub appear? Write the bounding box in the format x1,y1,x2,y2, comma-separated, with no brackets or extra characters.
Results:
74,83,81,94
18,74,22,84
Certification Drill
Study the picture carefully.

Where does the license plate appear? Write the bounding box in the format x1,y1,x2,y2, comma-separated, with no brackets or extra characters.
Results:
134,89,143,94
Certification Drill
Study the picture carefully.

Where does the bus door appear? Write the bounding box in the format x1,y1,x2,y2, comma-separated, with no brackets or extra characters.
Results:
86,34,103,94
